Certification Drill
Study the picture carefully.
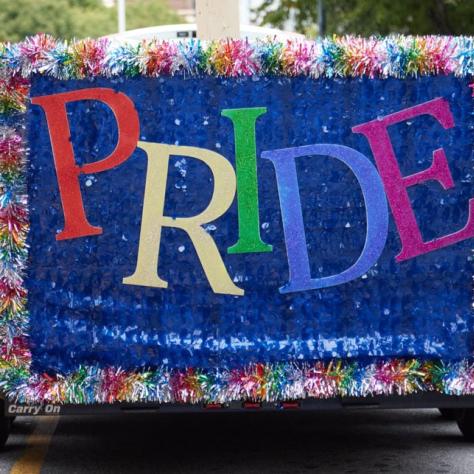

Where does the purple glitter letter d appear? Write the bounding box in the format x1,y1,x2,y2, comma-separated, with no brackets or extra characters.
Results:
262,144,389,294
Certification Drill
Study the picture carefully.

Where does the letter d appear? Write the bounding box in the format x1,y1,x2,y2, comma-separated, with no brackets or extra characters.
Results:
262,144,389,293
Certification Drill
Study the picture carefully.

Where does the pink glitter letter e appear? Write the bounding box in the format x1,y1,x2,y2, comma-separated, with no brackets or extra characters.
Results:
353,98,474,262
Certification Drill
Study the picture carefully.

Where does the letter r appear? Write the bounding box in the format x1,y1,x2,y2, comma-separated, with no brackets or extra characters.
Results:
123,142,244,296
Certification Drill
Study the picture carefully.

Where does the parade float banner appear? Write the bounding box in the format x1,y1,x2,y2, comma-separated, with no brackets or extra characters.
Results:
0,35,473,404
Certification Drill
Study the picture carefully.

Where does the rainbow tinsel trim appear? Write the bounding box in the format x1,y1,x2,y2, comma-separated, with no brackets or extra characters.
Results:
0,36,474,81
0,360,473,405
0,34,473,405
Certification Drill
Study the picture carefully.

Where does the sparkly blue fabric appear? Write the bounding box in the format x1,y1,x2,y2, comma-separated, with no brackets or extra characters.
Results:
27,75,473,374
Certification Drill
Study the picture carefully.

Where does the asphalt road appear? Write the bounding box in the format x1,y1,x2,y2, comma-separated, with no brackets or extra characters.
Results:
1,409,473,473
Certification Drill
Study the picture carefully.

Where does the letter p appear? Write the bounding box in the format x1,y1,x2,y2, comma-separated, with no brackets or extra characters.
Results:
32,87,140,240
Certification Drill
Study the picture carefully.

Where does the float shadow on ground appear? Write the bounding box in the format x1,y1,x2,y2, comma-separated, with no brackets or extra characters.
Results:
5,409,473,474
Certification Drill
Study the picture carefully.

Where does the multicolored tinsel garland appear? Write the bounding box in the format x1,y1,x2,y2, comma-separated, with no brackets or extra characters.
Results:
0,34,473,405
1,360,474,405
0,35,474,81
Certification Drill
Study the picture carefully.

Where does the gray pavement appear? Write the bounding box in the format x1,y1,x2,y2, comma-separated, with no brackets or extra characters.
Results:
1,409,473,473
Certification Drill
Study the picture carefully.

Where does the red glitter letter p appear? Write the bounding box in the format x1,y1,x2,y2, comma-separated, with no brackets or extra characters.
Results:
32,88,140,240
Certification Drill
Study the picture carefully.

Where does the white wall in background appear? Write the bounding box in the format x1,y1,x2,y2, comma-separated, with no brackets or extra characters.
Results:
240,0,263,26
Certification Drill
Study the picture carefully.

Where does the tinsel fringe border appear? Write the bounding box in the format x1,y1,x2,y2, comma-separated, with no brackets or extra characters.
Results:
0,34,473,405
1,34,474,112
1,360,474,405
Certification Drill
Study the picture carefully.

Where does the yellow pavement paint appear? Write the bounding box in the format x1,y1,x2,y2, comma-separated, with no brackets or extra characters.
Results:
10,416,59,474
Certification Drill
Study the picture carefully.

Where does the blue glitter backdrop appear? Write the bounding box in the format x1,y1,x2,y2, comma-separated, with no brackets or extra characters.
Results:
27,75,473,374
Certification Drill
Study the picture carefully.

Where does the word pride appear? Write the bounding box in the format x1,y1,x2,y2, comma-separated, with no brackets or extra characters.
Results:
32,88,474,296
